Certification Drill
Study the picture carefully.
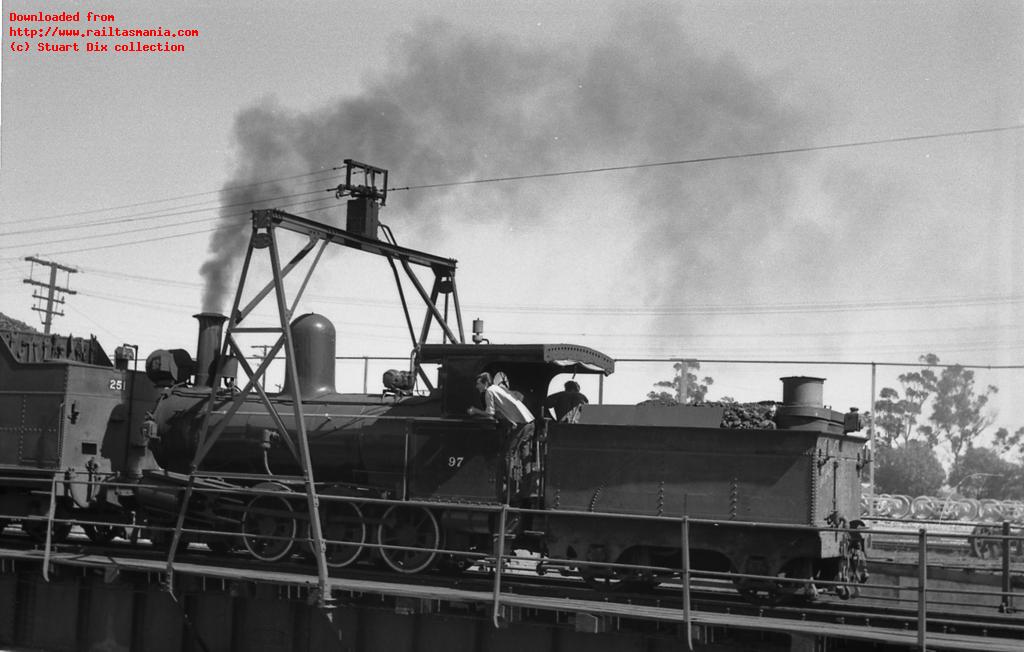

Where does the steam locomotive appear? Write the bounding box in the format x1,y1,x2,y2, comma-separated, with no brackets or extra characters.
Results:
0,162,869,601
0,310,869,600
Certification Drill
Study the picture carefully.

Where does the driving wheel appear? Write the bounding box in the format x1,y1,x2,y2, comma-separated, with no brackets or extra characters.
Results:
241,485,297,562
306,501,366,568
376,505,440,574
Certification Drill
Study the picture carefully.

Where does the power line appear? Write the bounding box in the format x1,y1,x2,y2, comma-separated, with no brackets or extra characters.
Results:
0,195,337,259
0,187,335,239
2,169,340,226
34,226,229,256
1,214,243,251
45,262,1024,319
388,124,1024,191
7,124,1020,236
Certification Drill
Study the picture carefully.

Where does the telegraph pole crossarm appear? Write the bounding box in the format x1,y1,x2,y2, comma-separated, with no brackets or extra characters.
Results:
23,256,78,334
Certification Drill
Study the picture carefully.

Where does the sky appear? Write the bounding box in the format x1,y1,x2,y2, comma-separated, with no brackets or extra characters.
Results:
1,1,1022,458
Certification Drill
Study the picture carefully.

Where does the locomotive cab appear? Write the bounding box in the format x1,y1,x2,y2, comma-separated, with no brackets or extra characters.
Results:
419,343,615,421
415,342,615,504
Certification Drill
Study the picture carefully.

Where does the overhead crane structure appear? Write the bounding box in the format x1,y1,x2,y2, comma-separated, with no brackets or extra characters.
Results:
164,160,465,607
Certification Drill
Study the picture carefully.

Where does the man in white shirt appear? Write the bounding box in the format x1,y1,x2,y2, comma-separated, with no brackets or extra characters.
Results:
467,372,534,425
467,372,535,498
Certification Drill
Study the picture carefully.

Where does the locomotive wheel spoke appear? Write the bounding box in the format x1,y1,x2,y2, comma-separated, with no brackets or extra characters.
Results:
241,493,297,562
376,505,440,574
307,501,366,568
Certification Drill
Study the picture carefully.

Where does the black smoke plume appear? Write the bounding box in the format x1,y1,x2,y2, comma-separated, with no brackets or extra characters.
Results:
200,8,820,314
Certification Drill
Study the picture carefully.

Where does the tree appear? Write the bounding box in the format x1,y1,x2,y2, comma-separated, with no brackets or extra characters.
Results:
928,362,997,471
873,441,945,497
647,359,713,404
875,353,1001,471
872,354,938,447
946,447,1018,499
993,426,1024,460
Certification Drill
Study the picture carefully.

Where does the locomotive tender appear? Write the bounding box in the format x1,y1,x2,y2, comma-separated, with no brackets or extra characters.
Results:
0,161,869,601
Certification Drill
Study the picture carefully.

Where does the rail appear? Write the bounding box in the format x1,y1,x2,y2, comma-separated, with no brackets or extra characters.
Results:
0,473,1021,650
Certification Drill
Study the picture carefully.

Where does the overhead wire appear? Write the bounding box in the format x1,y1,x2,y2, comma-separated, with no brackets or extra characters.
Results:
74,284,1024,358
0,195,339,258
6,123,1021,236
386,124,1024,192
49,252,1024,319
1,185,337,240
4,123,1019,263
2,168,340,226
4,123,1022,356
0,195,336,251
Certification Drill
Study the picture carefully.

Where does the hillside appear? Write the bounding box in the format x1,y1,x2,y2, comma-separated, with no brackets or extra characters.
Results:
0,312,38,332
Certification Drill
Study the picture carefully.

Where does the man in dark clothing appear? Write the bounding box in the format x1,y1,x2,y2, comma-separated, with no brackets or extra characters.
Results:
545,380,589,421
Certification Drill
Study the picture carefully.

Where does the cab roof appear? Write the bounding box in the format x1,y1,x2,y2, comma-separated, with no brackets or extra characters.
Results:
418,343,615,375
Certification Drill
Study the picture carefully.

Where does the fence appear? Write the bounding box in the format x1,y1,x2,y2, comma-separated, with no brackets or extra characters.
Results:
3,471,1022,651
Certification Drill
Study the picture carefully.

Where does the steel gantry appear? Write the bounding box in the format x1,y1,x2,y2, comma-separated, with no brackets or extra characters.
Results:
163,161,464,607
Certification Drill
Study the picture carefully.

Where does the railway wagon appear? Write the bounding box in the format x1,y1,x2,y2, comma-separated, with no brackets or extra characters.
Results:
0,329,158,539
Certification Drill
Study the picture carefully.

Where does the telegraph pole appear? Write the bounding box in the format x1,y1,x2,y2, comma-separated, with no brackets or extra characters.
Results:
251,344,273,361
23,256,78,334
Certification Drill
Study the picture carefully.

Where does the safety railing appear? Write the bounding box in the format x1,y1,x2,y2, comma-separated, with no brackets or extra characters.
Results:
0,473,1022,651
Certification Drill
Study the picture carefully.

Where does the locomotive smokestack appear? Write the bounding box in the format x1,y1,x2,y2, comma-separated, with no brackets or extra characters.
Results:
193,312,228,387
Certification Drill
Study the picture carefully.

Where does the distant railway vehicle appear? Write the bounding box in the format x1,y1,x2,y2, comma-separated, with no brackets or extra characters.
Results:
0,330,158,541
